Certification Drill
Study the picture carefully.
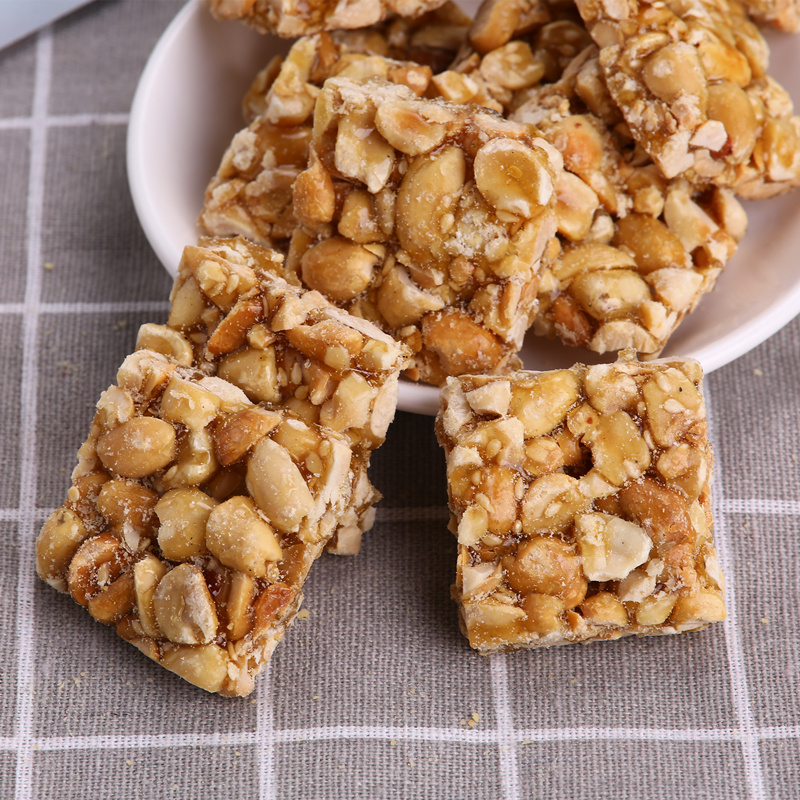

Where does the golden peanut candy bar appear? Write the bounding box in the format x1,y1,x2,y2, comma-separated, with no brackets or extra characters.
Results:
435,351,726,654
199,26,454,251
36,248,409,696
206,0,452,38
141,236,410,554
36,358,359,695
509,49,747,356
288,76,562,385
740,0,799,31
575,0,800,196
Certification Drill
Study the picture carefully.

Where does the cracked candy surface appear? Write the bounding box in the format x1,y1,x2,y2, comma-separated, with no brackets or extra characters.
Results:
35,240,409,695
435,351,725,654
286,76,562,384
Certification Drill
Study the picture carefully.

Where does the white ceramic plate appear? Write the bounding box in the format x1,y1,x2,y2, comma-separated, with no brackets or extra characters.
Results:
128,0,800,416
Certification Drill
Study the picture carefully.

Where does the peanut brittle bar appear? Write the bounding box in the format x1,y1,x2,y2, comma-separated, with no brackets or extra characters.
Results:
575,0,800,196
152,236,409,553
511,50,747,355
36,243,409,695
198,17,463,250
287,76,563,384
436,351,726,654
206,0,453,38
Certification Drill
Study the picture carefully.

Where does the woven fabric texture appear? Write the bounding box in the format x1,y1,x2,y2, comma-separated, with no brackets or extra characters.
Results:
0,1,798,798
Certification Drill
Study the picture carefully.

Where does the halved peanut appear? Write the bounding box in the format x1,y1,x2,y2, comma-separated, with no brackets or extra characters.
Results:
155,488,217,561
160,377,221,430
160,429,218,490
252,583,296,633
509,370,580,438
96,418,176,479
465,380,511,418
504,536,587,608
555,171,599,242
375,266,445,329
87,571,136,624
300,237,378,302
374,99,449,156
67,532,130,607
207,298,264,355
551,244,637,282
218,347,280,404
584,365,639,414
153,563,218,645
36,508,89,591
421,311,505,376
167,276,205,329
395,146,466,266
161,643,228,694
212,407,280,466
133,554,168,638
642,42,707,112
334,107,395,194
474,138,553,218
613,214,688,273
136,323,193,367
618,477,695,548
246,437,314,532
571,269,653,320
642,368,704,448
521,473,588,535
461,561,504,600
574,513,651,582
319,372,373,433
670,589,726,626
520,593,565,636
634,592,677,626
582,411,651,486
206,496,282,578
221,571,257,641
285,319,364,365
579,592,628,627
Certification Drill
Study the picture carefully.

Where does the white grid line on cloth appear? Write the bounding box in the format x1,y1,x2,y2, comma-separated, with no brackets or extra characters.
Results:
258,664,276,800
490,656,520,800
0,301,170,315
14,28,53,800
0,111,129,131
0,300,169,316
722,498,800,516
5,723,800,754
708,401,767,800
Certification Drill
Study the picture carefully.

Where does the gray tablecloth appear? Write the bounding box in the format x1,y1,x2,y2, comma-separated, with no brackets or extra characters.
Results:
0,1,798,797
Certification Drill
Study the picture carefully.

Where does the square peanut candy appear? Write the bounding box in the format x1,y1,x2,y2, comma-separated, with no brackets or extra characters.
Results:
436,351,726,654
288,76,563,385
35,241,409,696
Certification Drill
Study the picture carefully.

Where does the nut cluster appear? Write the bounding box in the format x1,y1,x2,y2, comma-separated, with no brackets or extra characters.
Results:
576,0,800,196
36,239,409,694
206,0,465,50
199,9,470,250
436,351,725,652
286,77,562,383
